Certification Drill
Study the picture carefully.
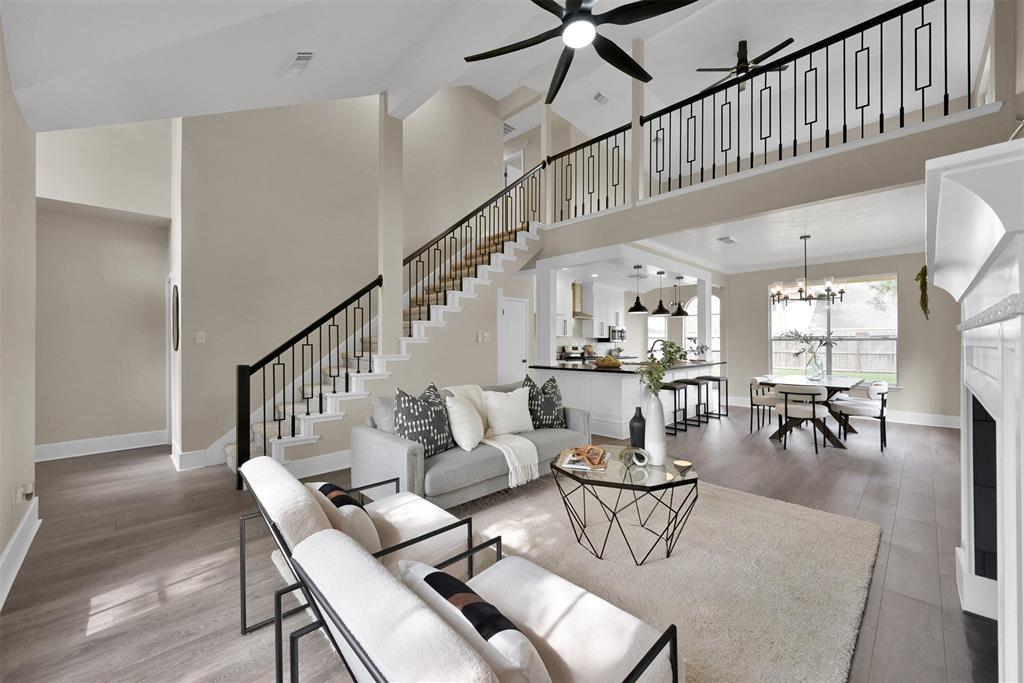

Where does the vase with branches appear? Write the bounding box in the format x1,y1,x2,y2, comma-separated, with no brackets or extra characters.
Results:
780,329,835,380
634,339,683,466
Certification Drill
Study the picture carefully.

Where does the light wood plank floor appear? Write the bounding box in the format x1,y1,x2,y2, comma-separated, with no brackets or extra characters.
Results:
0,409,996,682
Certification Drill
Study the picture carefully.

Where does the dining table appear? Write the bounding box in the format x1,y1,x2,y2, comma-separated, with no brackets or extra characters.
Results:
758,375,865,449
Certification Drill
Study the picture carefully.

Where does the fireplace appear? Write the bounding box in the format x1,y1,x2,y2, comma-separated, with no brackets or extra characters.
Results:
971,396,996,580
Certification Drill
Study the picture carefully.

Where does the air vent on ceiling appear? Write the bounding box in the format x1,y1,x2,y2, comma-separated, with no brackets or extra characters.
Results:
717,235,739,245
284,52,314,78
503,122,516,136
593,91,609,105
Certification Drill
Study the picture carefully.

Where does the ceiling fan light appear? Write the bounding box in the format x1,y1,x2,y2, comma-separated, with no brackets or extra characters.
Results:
562,20,596,49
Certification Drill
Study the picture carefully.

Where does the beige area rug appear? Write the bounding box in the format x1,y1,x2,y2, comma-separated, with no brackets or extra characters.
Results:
453,476,880,683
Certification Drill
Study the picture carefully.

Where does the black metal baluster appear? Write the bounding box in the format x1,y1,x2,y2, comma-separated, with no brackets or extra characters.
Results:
712,91,717,179
966,0,971,109
290,345,295,436
778,68,784,159
843,38,848,143
825,45,831,147
648,121,653,196
792,58,798,156
879,23,885,133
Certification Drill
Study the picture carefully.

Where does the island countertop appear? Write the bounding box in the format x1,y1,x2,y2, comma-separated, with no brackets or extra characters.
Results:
529,360,726,374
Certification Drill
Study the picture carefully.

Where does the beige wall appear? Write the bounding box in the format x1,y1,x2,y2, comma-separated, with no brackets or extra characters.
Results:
36,201,168,444
723,252,960,417
0,25,36,553
36,119,171,218
178,96,381,452
404,87,503,252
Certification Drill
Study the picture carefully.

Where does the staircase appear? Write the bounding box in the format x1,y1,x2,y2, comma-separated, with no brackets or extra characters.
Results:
227,164,545,485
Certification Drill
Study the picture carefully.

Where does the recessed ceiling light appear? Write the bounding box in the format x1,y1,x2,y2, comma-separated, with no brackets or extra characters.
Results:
590,273,599,278
717,236,739,245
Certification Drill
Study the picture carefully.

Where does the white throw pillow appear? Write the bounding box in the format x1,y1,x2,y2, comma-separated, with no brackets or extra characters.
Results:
305,483,382,553
484,387,534,436
444,384,489,433
398,560,551,683
446,395,485,452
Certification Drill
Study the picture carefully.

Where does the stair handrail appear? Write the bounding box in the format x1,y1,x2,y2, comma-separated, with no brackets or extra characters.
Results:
546,122,631,162
403,160,546,265
235,274,383,488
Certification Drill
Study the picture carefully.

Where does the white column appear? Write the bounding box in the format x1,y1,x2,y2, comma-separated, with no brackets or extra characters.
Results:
541,104,554,224
629,38,645,203
536,265,557,364
377,93,404,355
696,277,712,354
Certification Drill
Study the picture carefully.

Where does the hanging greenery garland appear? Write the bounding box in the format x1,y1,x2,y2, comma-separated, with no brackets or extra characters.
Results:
915,265,930,320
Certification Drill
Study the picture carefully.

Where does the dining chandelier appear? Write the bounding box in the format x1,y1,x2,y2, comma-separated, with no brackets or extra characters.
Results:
770,235,845,306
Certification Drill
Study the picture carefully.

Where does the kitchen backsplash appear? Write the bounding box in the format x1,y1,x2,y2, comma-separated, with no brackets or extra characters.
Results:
555,337,622,353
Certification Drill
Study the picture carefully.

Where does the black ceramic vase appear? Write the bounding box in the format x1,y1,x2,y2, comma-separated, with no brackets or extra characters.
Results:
629,407,646,448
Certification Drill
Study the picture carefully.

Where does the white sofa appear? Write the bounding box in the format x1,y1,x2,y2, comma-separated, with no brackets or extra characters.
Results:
290,528,680,682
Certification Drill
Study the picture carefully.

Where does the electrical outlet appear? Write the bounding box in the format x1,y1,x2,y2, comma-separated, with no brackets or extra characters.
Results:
195,331,207,344
482,331,493,343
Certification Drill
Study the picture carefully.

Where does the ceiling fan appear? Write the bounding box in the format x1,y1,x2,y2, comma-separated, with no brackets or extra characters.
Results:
697,37,794,91
465,0,700,104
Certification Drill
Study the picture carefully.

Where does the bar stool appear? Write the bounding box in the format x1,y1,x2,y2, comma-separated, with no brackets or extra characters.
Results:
695,375,729,418
675,378,710,426
662,380,702,433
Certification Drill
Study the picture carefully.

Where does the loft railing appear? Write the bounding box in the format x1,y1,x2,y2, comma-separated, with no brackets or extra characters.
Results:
235,275,382,489
547,123,631,222
640,0,975,197
403,161,544,336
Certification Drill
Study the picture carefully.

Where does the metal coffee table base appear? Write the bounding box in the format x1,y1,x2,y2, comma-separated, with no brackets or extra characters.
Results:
552,470,699,566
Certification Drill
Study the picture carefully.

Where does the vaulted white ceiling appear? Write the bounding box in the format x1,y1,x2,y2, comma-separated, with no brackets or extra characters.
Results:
0,0,987,133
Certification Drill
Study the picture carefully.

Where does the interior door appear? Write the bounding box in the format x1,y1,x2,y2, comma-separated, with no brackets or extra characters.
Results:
499,297,529,383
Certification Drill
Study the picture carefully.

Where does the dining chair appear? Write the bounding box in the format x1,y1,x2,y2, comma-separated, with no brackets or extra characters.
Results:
776,384,830,454
749,377,779,433
833,381,889,452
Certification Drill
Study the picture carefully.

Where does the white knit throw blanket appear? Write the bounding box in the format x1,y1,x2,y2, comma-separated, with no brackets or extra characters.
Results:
481,434,539,488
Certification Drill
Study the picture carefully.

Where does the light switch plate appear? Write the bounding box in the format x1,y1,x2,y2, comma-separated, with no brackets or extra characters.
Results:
482,331,493,343
195,331,207,344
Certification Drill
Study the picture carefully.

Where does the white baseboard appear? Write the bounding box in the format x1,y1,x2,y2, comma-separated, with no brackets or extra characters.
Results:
284,450,351,479
955,545,998,619
727,396,958,428
0,496,40,610
35,430,169,462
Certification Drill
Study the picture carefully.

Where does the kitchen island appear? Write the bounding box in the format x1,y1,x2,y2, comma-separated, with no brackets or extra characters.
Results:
528,360,727,439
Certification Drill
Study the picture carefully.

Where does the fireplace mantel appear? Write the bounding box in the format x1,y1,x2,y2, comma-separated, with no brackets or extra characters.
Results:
927,138,1023,682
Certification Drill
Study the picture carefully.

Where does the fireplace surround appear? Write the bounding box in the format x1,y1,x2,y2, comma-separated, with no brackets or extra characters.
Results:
927,138,1024,681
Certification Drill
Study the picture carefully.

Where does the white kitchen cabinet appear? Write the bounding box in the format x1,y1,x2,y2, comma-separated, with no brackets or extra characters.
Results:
556,283,571,319
555,314,571,338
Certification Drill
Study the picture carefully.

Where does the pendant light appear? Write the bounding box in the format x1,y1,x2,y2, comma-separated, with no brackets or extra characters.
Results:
651,270,671,317
671,276,688,317
628,264,649,314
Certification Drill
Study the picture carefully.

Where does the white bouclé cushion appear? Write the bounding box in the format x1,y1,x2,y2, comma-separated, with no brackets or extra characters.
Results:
306,483,382,553
447,394,485,452
239,456,331,550
292,530,498,683
366,491,478,575
444,384,489,433
484,388,534,436
399,560,551,683
469,556,672,683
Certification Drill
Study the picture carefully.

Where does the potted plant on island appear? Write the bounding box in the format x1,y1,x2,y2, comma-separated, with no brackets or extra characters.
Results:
780,329,835,380
635,339,683,466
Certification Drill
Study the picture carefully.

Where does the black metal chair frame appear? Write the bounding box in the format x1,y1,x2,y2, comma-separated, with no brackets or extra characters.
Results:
779,389,830,455
838,392,888,452
290,536,680,683
695,375,729,418
239,471,481,681
749,381,776,432
661,381,701,435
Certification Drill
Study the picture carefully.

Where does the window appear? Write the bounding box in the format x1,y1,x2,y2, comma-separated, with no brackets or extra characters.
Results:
647,315,667,351
684,295,721,363
769,275,898,383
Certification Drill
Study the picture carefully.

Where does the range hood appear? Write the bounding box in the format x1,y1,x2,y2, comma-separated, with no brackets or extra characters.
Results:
571,282,593,319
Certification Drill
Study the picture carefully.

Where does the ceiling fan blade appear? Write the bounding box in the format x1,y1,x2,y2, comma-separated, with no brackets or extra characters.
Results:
751,37,795,65
464,26,563,62
545,47,575,104
530,0,566,19
701,73,735,91
593,34,652,82
594,0,698,26
564,0,583,11
695,67,734,72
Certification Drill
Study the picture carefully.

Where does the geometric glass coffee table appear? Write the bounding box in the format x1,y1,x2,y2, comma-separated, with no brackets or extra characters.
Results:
550,445,699,566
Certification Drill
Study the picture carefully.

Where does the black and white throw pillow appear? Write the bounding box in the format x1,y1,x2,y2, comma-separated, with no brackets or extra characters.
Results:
305,482,381,552
523,376,566,429
394,383,454,458
398,561,551,683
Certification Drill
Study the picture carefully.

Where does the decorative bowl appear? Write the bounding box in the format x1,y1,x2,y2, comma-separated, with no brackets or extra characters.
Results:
592,355,623,368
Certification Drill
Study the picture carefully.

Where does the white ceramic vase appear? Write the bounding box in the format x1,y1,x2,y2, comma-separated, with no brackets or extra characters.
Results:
644,390,667,466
